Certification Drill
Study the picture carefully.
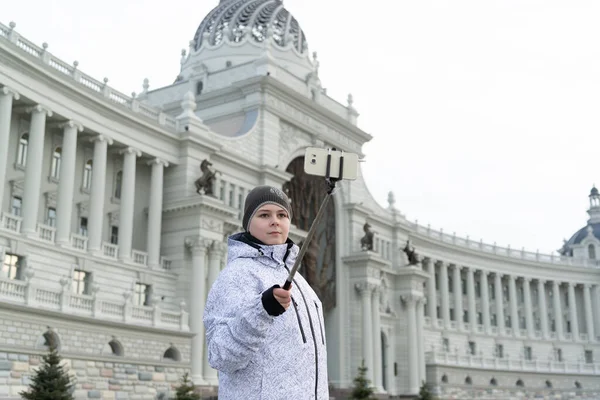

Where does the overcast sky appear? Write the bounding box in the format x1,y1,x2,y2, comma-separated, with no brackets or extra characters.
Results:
4,0,600,254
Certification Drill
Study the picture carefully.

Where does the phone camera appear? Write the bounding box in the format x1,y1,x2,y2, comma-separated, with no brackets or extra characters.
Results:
311,159,316,165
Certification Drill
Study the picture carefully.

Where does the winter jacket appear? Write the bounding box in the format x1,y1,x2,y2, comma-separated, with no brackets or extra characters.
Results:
204,232,329,400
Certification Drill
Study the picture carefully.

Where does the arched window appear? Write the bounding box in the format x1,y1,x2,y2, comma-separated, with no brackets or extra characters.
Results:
588,244,596,260
441,374,448,383
51,147,62,179
516,379,524,387
83,160,93,190
465,376,472,385
17,133,29,166
114,171,122,199
490,378,497,386
163,346,181,362
196,81,204,95
545,380,552,388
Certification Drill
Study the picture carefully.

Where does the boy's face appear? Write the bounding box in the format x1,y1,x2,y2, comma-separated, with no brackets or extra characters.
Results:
248,204,290,245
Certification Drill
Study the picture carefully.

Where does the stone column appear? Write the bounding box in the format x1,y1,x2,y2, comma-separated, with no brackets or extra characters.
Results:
147,158,168,268
439,262,450,329
0,87,19,208
583,284,595,342
185,237,208,385
426,258,437,326
538,280,549,339
523,278,534,338
495,273,505,334
467,267,476,333
204,241,226,385
384,329,395,396
508,275,519,336
480,271,491,333
21,105,53,235
593,285,600,340
372,287,384,392
55,121,83,246
416,298,426,386
117,147,141,261
553,281,564,340
87,135,113,253
356,283,374,383
568,282,579,341
453,265,463,330
404,294,420,395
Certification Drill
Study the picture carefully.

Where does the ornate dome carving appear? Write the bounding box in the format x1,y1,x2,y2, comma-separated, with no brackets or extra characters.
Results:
193,0,308,53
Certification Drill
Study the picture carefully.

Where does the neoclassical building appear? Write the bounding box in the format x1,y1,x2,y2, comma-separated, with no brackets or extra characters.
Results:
0,1,599,399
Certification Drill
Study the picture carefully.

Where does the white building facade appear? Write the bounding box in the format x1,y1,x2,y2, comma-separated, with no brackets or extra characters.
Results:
0,1,599,399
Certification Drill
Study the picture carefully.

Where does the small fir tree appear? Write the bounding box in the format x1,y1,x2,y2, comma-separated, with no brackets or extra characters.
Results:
350,360,376,400
418,381,436,400
172,372,200,400
20,345,73,400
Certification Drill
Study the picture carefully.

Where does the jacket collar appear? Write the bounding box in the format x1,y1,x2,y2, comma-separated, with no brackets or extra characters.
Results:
228,232,298,268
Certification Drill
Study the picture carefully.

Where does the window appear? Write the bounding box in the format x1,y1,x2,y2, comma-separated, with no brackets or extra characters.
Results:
524,346,532,360
114,171,123,199
519,286,524,302
520,316,526,329
50,147,62,179
468,341,476,355
17,133,28,166
477,312,482,325
475,281,481,297
585,350,593,364
441,374,448,384
462,279,467,295
134,282,151,306
110,226,119,245
219,181,225,201
435,274,439,290
11,196,22,216
491,314,497,326
495,344,504,358
506,316,512,328
490,378,497,386
443,338,450,352
555,348,563,362
2,253,23,280
565,292,569,306
79,217,88,236
229,187,234,207
465,376,472,385
72,270,90,295
463,310,468,323
82,160,93,190
46,207,56,227
449,277,453,292
588,244,596,260
490,283,495,299
449,308,454,320
238,192,243,210
567,321,571,333
196,81,203,95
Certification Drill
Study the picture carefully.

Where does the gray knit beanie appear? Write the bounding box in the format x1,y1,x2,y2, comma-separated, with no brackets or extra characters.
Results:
242,186,292,231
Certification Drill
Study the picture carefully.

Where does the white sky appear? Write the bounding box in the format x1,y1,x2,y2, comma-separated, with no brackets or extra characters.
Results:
4,0,600,254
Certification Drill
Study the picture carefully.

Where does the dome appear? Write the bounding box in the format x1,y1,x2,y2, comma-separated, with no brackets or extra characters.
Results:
193,0,308,53
563,224,600,250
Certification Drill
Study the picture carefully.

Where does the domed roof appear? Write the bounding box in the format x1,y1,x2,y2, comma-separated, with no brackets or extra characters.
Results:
193,0,308,53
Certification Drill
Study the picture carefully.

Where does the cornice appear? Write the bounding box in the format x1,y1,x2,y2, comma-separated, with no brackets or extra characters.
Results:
342,251,392,269
163,194,238,218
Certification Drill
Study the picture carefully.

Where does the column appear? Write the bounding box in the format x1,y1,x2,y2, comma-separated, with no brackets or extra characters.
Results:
87,135,113,253
439,262,450,329
523,278,534,338
405,295,419,395
55,121,83,246
385,330,395,396
0,87,19,207
186,237,208,385
568,283,579,341
372,287,383,392
593,285,600,340
117,147,141,261
508,275,519,337
495,273,505,334
538,280,549,339
21,105,53,235
552,281,564,340
426,259,437,327
453,265,463,330
583,284,595,342
467,267,476,333
147,158,168,268
480,271,491,334
416,298,426,387
356,283,374,383
204,240,226,385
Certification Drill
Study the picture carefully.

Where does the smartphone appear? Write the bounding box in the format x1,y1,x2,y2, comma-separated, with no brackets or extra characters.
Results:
303,147,359,180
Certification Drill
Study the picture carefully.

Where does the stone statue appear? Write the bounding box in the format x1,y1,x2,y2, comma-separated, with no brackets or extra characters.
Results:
360,222,374,251
403,240,420,265
194,159,216,195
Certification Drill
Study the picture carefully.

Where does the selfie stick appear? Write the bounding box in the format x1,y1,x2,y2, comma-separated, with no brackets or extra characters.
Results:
282,148,343,290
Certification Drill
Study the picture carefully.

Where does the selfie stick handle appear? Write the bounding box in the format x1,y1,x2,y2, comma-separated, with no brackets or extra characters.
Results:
283,149,343,290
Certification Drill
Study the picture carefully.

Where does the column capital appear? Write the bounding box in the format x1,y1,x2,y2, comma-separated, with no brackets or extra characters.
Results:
89,134,114,145
568,281,577,288
478,270,489,277
208,240,227,257
58,120,84,132
507,274,516,282
120,146,142,157
0,86,20,100
523,277,532,283
495,272,504,279
552,280,562,287
26,104,53,117
355,282,377,295
538,279,546,285
583,283,592,290
185,236,211,253
147,157,169,168
401,294,422,305
453,265,462,272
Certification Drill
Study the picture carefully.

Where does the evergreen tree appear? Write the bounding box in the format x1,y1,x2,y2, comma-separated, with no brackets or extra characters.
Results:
350,360,376,400
172,372,200,400
20,345,73,400
418,381,436,400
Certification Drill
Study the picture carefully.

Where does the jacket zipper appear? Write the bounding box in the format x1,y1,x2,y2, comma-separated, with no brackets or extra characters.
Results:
314,301,325,345
291,297,307,343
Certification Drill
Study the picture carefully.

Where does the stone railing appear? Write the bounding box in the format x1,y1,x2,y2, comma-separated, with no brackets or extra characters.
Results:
0,274,189,331
410,220,600,269
426,351,600,375
0,21,178,130
0,212,21,232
